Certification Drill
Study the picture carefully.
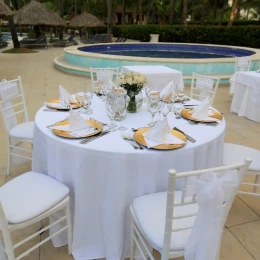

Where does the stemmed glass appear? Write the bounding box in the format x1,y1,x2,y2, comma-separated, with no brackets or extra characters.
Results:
160,101,172,119
106,92,118,131
83,88,94,114
117,91,127,131
147,94,160,126
143,82,151,102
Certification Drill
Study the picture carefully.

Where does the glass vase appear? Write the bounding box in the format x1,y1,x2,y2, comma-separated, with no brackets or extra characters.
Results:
127,90,143,113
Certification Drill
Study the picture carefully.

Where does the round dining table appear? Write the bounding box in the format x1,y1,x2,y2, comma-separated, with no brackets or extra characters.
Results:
32,95,226,260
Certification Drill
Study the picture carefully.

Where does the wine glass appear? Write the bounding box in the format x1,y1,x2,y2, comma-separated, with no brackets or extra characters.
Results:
117,92,127,131
160,101,172,119
147,95,160,126
106,92,118,131
83,88,94,114
143,82,151,102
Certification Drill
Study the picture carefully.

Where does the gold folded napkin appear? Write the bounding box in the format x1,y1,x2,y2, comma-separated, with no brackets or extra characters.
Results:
143,118,185,148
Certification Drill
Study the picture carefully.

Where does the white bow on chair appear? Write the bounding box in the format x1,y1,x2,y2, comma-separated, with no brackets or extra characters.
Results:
184,171,240,260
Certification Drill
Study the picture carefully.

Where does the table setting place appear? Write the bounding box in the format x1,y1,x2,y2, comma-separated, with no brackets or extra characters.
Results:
41,72,223,151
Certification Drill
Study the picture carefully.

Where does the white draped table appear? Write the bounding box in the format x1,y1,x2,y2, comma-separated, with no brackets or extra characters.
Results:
121,65,184,91
230,71,260,123
32,96,225,260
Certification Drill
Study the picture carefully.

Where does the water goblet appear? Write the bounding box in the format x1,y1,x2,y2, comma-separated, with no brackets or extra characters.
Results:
147,95,160,127
161,101,172,119
117,92,127,131
83,89,94,114
106,92,118,131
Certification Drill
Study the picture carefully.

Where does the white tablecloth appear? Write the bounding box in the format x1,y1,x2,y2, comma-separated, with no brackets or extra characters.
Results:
121,65,184,91
230,71,260,123
32,96,225,260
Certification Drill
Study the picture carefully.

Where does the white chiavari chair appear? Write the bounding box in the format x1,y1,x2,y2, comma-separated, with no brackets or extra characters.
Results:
190,72,220,106
223,143,260,196
130,158,252,260
90,67,119,93
0,77,34,175
0,171,72,260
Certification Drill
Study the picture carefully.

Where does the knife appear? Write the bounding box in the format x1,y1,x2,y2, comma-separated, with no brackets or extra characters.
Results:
80,131,110,144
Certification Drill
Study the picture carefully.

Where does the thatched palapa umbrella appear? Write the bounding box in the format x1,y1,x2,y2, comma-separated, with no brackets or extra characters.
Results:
70,12,104,28
0,1,13,19
14,0,66,27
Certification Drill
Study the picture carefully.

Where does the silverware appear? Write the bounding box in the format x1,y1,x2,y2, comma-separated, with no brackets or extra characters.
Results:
46,117,69,129
131,127,148,132
173,127,196,143
43,108,69,112
188,120,218,126
124,132,144,150
80,130,110,144
121,133,139,150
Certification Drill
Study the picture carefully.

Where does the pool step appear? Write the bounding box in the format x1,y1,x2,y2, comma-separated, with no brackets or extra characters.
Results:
54,55,233,83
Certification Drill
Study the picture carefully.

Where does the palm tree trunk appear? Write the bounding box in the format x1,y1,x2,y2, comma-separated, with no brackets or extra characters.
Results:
112,1,117,25
122,0,126,25
182,0,188,26
138,0,143,24
228,0,238,27
59,0,65,40
218,0,226,25
201,0,207,25
107,0,112,42
169,0,176,25
4,0,20,48
235,6,240,20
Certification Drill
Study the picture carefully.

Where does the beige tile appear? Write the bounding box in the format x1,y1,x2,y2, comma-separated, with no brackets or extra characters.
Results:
225,197,259,227
229,220,260,259
220,229,254,260
238,192,260,216
11,234,40,260
40,232,73,260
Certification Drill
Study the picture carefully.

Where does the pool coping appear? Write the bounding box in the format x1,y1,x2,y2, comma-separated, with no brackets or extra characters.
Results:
64,42,260,63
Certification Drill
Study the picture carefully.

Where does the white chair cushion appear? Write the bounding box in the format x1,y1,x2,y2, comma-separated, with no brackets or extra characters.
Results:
223,143,260,171
0,171,69,224
132,191,198,253
9,121,34,140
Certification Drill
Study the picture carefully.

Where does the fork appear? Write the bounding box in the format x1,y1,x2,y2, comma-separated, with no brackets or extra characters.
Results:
173,127,196,143
121,133,139,150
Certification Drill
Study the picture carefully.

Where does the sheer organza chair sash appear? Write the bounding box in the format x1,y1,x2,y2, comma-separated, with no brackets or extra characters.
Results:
184,170,240,260
0,79,19,130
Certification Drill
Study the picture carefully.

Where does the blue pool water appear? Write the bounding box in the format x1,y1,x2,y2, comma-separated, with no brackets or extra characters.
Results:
78,43,255,59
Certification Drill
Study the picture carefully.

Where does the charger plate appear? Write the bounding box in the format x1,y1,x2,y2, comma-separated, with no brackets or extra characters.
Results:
181,108,223,123
134,127,187,150
52,119,102,139
46,96,84,110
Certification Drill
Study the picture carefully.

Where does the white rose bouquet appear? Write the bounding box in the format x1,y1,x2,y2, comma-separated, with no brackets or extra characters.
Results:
117,72,148,112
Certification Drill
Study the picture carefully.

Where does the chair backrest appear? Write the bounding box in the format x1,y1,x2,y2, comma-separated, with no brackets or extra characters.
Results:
235,57,251,71
0,77,29,132
161,158,252,260
190,72,220,106
121,38,127,42
90,67,119,91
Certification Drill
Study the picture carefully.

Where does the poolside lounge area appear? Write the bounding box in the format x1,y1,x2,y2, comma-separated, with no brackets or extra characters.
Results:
0,45,260,260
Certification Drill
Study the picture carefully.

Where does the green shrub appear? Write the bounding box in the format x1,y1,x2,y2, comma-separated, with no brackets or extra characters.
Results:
112,25,260,48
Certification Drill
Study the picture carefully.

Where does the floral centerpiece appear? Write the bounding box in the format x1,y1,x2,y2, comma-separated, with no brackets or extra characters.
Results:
117,72,148,113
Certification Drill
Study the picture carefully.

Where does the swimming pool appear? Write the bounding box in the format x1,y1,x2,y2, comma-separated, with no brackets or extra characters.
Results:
54,43,260,82
78,43,255,59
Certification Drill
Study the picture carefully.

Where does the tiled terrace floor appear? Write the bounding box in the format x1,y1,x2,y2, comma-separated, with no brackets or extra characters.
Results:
0,45,260,260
